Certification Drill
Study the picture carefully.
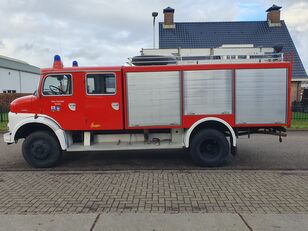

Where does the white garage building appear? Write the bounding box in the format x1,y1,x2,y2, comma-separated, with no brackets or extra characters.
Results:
0,55,40,93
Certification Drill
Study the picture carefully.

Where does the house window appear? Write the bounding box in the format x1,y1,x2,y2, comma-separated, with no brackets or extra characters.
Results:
238,55,247,59
86,73,116,95
3,90,16,93
42,74,72,95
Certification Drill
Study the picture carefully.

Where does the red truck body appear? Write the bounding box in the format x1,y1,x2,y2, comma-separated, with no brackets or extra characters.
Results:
5,58,292,168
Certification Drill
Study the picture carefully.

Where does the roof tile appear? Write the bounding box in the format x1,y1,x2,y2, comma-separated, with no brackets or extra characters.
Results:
159,21,307,79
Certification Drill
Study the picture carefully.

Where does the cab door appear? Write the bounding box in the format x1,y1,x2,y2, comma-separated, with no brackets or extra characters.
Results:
40,72,84,130
84,72,123,130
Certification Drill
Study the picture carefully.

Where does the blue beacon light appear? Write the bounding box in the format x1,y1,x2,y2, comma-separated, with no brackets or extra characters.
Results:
72,60,78,67
53,54,63,68
54,55,61,62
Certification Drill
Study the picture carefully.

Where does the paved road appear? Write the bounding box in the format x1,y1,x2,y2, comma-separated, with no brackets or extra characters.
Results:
0,170,307,214
0,131,307,170
0,131,307,228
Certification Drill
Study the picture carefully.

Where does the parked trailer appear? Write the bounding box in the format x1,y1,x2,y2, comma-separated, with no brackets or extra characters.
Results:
3,56,291,168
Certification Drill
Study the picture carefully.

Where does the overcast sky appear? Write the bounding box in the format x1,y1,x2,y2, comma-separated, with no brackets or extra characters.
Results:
0,0,307,71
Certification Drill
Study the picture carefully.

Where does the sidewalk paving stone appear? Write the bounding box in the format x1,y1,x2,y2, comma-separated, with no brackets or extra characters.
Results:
242,213,308,231
0,214,97,231
0,213,308,231
94,213,249,231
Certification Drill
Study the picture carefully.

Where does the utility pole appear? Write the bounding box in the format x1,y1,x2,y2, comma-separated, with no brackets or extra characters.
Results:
152,12,158,49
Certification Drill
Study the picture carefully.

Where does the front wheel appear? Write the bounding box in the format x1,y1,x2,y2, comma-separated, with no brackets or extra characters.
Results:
190,129,229,167
22,131,62,168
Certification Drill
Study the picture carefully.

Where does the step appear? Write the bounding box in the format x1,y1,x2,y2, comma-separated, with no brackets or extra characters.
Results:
67,141,183,152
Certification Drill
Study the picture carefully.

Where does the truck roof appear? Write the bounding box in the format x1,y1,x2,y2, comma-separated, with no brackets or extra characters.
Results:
41,66,123,74
41,62,292,75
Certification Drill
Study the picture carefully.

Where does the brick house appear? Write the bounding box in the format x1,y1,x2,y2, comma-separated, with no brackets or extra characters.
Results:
159,5,307,102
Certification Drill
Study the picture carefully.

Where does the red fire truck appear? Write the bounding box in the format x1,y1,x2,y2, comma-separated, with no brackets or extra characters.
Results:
3,55,291,168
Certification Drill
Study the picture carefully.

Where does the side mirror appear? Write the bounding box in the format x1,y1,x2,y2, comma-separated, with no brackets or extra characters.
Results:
33,90,41,98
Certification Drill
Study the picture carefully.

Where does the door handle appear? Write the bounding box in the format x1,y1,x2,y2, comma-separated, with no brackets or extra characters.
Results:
111,102,119,111
68,103,76,111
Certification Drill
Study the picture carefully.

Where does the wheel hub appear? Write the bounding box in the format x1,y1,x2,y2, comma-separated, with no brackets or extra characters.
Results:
200,139,220,157
31,140,50,160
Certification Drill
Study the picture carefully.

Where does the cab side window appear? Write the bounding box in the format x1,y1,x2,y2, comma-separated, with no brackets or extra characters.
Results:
43,74,72,95
86,73,116,95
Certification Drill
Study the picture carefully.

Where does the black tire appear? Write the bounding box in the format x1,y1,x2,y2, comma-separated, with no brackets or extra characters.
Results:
190,129,229,167
22,131,62,168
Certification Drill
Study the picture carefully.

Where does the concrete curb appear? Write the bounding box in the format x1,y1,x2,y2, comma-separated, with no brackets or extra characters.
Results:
0,214,97,231
0,213,307,231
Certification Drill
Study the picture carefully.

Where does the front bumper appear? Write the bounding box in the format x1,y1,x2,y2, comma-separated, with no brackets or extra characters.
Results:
3,132,13,144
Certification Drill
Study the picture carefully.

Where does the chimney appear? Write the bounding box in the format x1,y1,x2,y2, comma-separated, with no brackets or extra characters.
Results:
163,7,175,29
266,4,282,27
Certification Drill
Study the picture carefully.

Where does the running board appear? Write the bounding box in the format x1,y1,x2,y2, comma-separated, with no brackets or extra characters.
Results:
67,141,183,152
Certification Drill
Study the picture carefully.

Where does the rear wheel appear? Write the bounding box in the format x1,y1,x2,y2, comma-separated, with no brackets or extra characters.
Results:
190,129,229,167
22,131,62,168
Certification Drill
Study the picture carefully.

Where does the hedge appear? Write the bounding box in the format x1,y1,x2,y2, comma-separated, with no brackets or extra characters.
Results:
0,93,30,108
